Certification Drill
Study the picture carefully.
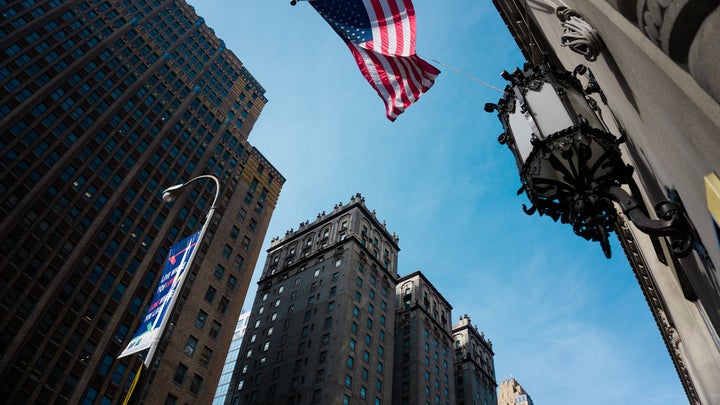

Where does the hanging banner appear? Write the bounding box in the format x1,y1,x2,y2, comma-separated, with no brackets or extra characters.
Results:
118,231,201,361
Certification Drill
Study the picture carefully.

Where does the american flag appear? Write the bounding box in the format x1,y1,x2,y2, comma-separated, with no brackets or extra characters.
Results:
308,0,440,121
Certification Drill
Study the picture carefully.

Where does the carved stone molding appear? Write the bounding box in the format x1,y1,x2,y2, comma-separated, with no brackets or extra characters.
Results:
615,213,701,404
636,0,718,63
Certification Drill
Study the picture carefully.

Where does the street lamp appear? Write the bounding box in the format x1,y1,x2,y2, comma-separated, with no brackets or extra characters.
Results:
484,62,692,258
144,174,220,366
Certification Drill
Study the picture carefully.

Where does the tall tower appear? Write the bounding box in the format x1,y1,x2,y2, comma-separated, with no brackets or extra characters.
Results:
227,194,400,405
453,315,497,405
393,272,456,405
0,1,283,404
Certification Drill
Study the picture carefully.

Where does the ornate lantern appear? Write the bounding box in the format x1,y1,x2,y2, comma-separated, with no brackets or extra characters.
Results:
485,63,692,258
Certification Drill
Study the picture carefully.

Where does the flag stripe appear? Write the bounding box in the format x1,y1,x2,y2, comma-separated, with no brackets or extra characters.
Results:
349,43,439,121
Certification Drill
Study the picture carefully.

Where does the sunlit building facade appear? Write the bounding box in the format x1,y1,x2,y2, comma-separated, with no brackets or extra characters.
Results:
498,377,532,405
491,1,720,403
0,0,283,403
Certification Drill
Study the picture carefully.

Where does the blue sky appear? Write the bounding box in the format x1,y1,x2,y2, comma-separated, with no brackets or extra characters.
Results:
188,1,686,403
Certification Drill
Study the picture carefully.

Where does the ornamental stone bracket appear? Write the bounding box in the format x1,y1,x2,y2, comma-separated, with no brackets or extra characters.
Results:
555,6,603,61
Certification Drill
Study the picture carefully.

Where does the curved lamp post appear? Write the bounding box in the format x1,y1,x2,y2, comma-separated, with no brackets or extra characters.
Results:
484,62,692,258
144,174,220,366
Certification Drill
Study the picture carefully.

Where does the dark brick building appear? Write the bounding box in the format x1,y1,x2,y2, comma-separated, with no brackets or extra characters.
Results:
0,0,283,403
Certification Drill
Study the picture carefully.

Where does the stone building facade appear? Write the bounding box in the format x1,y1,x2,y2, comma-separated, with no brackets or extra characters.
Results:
490,1,720,403
227,194,400,404
227,196,497,405
393,272,456,405
453,315,497,405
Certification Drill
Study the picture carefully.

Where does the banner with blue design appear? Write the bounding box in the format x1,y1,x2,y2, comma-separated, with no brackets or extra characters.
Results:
118,231,201,361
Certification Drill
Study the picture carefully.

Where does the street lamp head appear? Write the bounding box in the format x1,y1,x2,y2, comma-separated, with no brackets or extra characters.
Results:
162,183,186,204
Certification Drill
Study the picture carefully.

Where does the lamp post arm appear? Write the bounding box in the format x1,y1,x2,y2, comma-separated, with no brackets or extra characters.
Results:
143,175,219,368
179,175,221,211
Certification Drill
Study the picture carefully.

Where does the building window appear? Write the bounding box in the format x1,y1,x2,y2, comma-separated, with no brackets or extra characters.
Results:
173,363,188,385
349,338,356,351
184,335,198,356
227,275,237,291
221,244,232,259
204,286,217,303
219,297,230,314
189,374,203,396
345,375,352,388
327,301,335,312
209,321,221,339
347,356,354,369
360,386,367,399
199,346,212,366
214,264,225,280
195,310,208,329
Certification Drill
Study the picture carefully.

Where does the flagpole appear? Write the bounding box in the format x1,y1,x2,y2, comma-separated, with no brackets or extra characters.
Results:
143,175,220,368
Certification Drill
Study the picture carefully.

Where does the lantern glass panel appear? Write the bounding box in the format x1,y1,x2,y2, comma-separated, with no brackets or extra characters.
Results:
525,82,574,137
563,83,603,130
508,98,535,163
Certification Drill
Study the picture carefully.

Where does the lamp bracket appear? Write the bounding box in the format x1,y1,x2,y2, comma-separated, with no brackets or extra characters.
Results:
602,185,693,257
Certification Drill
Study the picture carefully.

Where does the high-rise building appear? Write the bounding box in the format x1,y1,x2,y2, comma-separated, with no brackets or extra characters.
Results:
227,194,400,405
393,272,456,405
227,195,497,405
213,310,251,405
453,315,497,405
490,1,720,403
0,1,283,404
498,377,533,405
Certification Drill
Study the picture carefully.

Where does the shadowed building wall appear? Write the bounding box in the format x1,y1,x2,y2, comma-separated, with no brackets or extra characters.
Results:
0,1,283,403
